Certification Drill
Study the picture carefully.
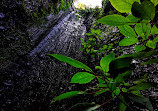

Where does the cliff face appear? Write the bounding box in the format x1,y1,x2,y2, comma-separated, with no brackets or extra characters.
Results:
1,5,88,110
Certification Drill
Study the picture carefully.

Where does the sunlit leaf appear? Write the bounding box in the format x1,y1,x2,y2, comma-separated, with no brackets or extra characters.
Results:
100,53,115,72
109,0,140,13
135,23,151,40
48,54,93,72
146,40,156,49
119,38,138,46
70,72,95,84
118,25,137,38
134,45,146,52
97,15,130,26
51,91,81,103
151,25,158,35
151,0,158,6
126,14,141,23
132,1,155,20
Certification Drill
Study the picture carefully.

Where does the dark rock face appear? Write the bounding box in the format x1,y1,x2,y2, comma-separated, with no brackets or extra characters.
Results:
0,0,30,36
0,6,88,111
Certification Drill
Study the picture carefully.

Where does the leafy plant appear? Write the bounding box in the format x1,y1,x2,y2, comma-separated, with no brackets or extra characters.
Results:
97,0,158,51
48,53,155,111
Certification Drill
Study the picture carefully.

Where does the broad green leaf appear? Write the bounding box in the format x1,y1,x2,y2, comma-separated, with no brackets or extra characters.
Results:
134,45,146,52
151,0,158,6
70,72,95,84
126,93,153,111
109,0,140,13
128,83,154,91
119,38,138,46
115,70,132,83
126,14,141,23
97,15,130,26
135,23,151,40
48,54,93,72
51,91,81,103
94,89,110,96
132,1,155,20
118,25,137,38
153,36,158,42
151,25,158,35
141,58,158,65
119,96,127,111
68,103,101,111
146,40,156,49
100,53,115,72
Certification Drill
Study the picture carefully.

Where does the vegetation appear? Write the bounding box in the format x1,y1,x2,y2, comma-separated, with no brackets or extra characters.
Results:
49,0,158,110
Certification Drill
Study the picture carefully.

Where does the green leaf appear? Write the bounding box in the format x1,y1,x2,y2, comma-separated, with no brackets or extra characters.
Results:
97,15,130,26
95,66,102,70
114,87,120,96
151,0,158,6
68,103,101,111
146,40,156,49
109,0,140,13
115,70,132,83
48,54,93,72
98,84,107,88
126,14,141,23
70,72,95,84
119,38,138,46
109,57,133,78
132,1,155,20
94,89,110,96
97,77,105,84
86,33,94,36
117,50,156,59
126,93,153,111
118,25,137,38
153,36,158,43
107,82,117,92
151,25,158,35
141,58,158,65
134,45,146,52
51,91,81,103
135,23,151,40
119,96,127,111
128,83,154,91
100,53,115,72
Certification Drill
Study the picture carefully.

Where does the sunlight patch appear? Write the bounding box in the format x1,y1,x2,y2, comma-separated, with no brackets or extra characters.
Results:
74,0,102,9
